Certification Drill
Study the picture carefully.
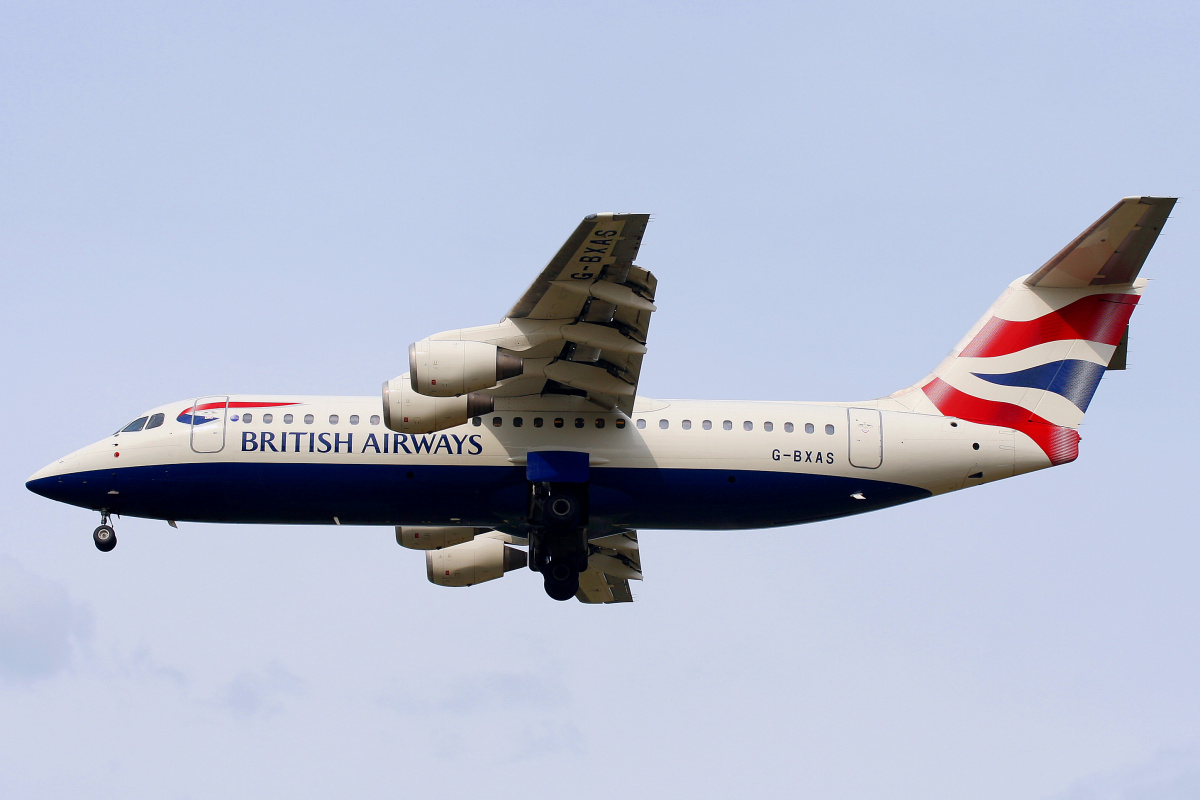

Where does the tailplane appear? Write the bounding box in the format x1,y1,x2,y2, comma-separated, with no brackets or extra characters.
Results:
891,196,1175,466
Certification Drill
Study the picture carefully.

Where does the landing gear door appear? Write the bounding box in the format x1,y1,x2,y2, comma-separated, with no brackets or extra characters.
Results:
847,407,883,469
189,396,230,454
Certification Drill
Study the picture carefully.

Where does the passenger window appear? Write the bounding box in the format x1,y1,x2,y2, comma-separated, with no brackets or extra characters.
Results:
659,419,669,430
472,417,482,427
615,418,626,429
350,415,360,425
146,413,165,430
492,417,502,427
636,419,646,429
513,417,523,428
122,417,149,433
703,420,712,430
595,418,605,429
575,418,584,428
533,418,544,428
825,424,835,434
554,418,564,428
743,421,753,431
682,420,692,430
284,414,294,424
263,414,273,424
243,413,253,423
305,414,314,424
784,422,794,433
764,421,773,432
329,415,339,424
723,420,732,431
805,423,815,434
370,415,380,425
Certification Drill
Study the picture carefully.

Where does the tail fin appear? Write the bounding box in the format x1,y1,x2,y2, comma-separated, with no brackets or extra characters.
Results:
893,197,1176,466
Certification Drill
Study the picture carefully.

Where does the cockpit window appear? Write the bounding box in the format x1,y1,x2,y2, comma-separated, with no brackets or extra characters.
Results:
145,413,165,430
121,416,149,433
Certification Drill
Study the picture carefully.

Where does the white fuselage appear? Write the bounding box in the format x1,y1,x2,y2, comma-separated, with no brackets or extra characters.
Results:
27,394,1050,533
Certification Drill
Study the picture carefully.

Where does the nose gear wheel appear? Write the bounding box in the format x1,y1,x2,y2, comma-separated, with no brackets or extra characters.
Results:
93,510,117,552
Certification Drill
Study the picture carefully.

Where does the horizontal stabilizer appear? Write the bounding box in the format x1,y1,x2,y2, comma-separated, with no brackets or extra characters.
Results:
1026,196,1175,288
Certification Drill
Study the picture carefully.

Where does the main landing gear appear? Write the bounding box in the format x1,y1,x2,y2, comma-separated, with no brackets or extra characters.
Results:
93,511,116,552
527,483,589,602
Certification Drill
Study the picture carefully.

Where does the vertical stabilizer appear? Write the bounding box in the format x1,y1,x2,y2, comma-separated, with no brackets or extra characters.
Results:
892,197,1175,466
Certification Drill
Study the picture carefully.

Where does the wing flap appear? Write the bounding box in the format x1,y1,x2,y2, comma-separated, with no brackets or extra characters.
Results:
575,531,642,604
502,214,655,414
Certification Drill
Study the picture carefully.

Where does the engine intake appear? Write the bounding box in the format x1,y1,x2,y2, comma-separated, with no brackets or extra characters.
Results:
409,339,523,397
426,536,528,587
382,377,493,434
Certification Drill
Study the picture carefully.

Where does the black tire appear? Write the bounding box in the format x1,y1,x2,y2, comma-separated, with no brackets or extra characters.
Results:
544,494,580,527
93,525,117,552
543,571,579,601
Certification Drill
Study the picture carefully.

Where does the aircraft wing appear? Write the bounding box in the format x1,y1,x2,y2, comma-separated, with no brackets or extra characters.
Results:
488,213,656,415
576,531,642,604
410,213,655,415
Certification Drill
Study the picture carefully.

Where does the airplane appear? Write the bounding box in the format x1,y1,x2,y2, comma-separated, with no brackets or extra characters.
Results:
26,197,1175,602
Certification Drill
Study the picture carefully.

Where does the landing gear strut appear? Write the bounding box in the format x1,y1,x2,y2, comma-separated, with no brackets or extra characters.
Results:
93,511,116,552
527,482,589,601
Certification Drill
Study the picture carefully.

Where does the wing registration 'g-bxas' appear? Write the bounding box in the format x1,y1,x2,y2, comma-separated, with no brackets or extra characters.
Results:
27,198,1176,602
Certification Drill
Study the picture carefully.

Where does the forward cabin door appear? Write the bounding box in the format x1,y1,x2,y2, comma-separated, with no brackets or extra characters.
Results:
189,396,230,454
847,408,883,469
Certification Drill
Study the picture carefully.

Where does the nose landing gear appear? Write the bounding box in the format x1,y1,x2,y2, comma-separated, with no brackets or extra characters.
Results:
93,511,116,552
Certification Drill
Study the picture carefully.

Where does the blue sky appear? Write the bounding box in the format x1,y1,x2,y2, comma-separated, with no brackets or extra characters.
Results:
3,2,1199,797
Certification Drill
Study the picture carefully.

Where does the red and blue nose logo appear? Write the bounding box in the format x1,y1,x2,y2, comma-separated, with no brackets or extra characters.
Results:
177,401,299,426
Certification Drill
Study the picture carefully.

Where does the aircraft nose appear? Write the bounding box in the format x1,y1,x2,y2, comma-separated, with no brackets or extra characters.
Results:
26,455,75,501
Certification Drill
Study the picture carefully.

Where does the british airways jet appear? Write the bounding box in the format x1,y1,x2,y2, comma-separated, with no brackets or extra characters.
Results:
27,197,1175,602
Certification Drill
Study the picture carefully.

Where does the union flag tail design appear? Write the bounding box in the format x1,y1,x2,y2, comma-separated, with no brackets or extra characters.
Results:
894,197,1175,466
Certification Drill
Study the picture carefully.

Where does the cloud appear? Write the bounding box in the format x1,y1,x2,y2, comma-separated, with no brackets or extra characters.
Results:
0,556,93,684
1049,745,1200,800
376,672,585,763
379,670,570,717
125,643,189,689
219,662,305,717
507,720,585,762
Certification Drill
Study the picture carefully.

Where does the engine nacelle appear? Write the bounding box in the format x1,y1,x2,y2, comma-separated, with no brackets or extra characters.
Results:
396,525,488,550
426,536,528,587
409,339,523,397
382,377,493,434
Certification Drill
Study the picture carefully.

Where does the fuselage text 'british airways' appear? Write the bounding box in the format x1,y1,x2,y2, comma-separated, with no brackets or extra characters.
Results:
241,431,484,455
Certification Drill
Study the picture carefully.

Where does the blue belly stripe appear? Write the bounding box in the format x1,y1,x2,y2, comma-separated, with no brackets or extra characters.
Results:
26,462,931,531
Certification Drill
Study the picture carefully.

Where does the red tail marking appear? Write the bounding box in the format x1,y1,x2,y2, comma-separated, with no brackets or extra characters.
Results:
961,294,1138,358
922,377,1080,465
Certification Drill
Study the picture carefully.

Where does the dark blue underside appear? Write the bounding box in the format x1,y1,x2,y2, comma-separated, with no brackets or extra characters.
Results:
26,463,931,530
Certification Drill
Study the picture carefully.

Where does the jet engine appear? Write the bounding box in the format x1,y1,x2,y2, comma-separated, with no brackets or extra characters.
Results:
409,339,523,397
426,536,528,587
381,377,493,434
396,525,488,550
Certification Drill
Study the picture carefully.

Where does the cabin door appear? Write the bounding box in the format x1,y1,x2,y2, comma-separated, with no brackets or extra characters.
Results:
847,408,883,469
189,396,230,454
